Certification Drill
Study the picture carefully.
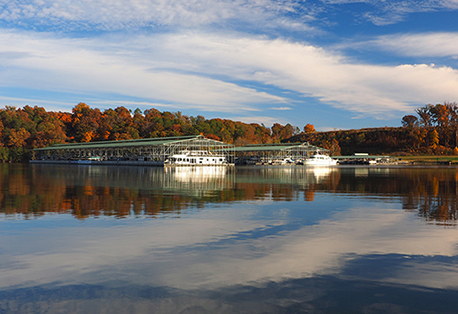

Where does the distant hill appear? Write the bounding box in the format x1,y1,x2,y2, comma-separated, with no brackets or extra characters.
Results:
286,102,458,157
285,127,432,156
2,102,458,162
0,103,301,162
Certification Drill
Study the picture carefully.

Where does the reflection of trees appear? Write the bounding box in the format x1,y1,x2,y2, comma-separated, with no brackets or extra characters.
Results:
329,168,458,226
3,165,458,224
0,165,328,219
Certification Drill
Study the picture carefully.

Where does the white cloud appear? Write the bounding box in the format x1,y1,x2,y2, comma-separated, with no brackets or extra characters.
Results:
0,0,313,30
0,30,286,112
322,0,458,25
438,0,458,9
2,28,458,120
359,32,458,58
270,106,292,110
2,0,456,31
230,115,290,125
136,31,458,116
0,95,75,112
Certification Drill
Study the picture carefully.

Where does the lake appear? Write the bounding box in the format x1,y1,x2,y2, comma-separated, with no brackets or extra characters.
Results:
1,163,458,313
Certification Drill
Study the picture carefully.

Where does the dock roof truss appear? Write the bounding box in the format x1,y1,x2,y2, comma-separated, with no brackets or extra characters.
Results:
32,135,234,162
221,142,328,161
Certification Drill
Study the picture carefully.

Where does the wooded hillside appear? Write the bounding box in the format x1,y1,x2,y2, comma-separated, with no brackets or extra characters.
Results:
0,103,300,161
289,102,458,156
1,101,457,162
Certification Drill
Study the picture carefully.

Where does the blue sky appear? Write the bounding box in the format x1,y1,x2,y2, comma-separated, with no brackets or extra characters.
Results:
1,0,458,131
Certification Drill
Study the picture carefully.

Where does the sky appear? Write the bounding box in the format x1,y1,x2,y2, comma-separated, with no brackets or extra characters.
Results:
1,1,458,131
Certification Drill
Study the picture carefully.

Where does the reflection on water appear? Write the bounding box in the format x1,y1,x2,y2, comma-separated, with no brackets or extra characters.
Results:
2,164,458,225
2,164,458,313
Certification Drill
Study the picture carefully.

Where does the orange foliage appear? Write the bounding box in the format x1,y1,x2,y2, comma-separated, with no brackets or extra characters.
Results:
81,131,95,142
206,134,220,141
303,124,315,133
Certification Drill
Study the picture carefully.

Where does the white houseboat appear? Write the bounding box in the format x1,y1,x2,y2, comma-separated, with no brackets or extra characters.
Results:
304,153,337,166
165,150,227,166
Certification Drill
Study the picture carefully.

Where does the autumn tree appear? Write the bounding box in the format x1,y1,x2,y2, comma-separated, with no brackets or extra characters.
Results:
401,115,418,128
429,129,439,151
303,124,316,133
71,103,101,142
110,106,137,140
445,102,458,147
416,105,433,128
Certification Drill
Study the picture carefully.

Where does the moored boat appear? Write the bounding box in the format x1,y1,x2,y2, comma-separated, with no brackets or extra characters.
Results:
304,153,337,166
165,150,226,166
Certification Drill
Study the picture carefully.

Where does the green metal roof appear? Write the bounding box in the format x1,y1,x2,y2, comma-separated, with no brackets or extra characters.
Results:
34,135,232,151
219,143,328,152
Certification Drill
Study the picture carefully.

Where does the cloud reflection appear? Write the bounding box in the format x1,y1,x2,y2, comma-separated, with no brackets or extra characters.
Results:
2,194,458,294
2,164,458,314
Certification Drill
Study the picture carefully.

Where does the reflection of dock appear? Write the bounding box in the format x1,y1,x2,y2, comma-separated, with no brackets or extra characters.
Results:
167,166,227,182
29,164,335,198
235,167,338,187
13,164,458,225
163,167,234,196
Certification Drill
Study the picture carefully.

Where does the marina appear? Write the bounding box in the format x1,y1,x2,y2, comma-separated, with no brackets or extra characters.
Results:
31,135,400,167
31,135,235,167
30,135,339,167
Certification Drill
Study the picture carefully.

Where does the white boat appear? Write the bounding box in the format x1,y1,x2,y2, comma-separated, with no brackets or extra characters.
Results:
165,150,227,166
282,157,294,164
304,153,337,166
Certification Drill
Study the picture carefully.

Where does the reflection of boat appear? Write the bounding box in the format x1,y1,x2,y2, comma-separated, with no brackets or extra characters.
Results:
165,166,232,196
304,153,337,166
170,166,227,183
305,166,333,179
165,150,226,166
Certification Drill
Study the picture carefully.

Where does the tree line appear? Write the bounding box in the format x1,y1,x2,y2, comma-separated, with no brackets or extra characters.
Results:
287,102,458,156
400,102,458,154
0,103,302,162
2,101,458,162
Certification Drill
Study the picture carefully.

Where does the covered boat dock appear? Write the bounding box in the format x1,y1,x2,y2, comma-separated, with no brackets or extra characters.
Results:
31,135,333,167
31,135,235,166
332,153,394,164
224,142,329,165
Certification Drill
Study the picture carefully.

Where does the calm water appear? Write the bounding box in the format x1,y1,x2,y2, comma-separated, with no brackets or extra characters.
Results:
2,164,458,313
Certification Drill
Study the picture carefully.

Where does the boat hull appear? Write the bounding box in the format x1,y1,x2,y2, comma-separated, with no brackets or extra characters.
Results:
304,154,337,166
